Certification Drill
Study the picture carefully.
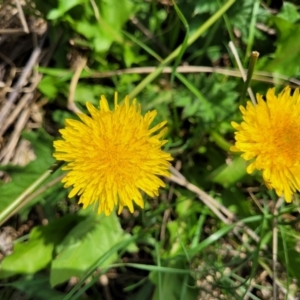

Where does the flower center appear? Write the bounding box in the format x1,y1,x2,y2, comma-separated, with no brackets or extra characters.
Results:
266,118,300,166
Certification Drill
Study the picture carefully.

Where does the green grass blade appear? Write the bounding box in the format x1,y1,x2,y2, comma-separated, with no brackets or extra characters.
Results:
170,0,189,86
244,0,260,63
63,235,138,300
128,0,236,99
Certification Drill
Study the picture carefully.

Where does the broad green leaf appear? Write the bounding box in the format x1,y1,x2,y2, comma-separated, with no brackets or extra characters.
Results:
56,0,134,53
50,211,132,286
5,274,65,300
277,2,300,23
0,129,55,213
0,215,82,278
38,75,68,99
71,83,104,105
208,156,247,187
264,17,300,76
47,0,86,20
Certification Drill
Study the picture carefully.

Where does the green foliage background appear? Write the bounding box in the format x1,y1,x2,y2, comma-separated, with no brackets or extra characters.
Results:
1,0,300,299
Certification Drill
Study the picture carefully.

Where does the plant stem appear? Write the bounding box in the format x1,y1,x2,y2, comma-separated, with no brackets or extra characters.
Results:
240,51,259,104
0,161,64,226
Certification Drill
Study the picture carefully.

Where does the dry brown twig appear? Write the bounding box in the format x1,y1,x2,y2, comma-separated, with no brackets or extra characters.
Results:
228,41,256,104
86,65,300,88
259,260,296,300
14,0,29,33
0,93,32,136
68,56,87,114
169,166,260,238
0,108,30,163
11,138,35,165
0,52,17,98
0,0,29,34
168,166,296,300
0,35,45,126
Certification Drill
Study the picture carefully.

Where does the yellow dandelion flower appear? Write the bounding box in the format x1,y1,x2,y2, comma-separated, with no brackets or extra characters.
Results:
231,86,300,202
53,93,173,215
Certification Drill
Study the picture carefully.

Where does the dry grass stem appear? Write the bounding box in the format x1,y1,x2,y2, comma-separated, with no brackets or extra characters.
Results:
169,167,296,299
11,139,35,165
0,174,65,225
169,166,261,245
259,260,296,300
0,93,32,136
169,167,265,247
68,56,87,114
228,41,256,104
0,36,44,124
86,65,300,87
14,0,29,33
0,108,30,163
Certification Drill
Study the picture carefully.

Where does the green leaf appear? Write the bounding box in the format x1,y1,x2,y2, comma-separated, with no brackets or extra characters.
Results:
167,220,189,257
220,187,254,219
38,76,59,98
5,274,65,300
59,0,134,53
194,1,219,15
38,75,69,99
277,2,300,24
264,17,300,76
47,0,86,20
174,75,238,126
208,156,247,188
130,280,154,300
0,215,82,278
70,83,103,105
150,258,198,300
0,129,55,214
278,225,300,284
50,211,133,286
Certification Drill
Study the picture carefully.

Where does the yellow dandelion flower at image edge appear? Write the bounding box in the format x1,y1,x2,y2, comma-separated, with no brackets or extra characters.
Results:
231,86,300,202
53,93,173,216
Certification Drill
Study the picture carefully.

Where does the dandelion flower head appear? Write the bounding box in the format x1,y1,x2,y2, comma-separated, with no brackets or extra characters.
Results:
231,86,300,202
54,93,173,215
